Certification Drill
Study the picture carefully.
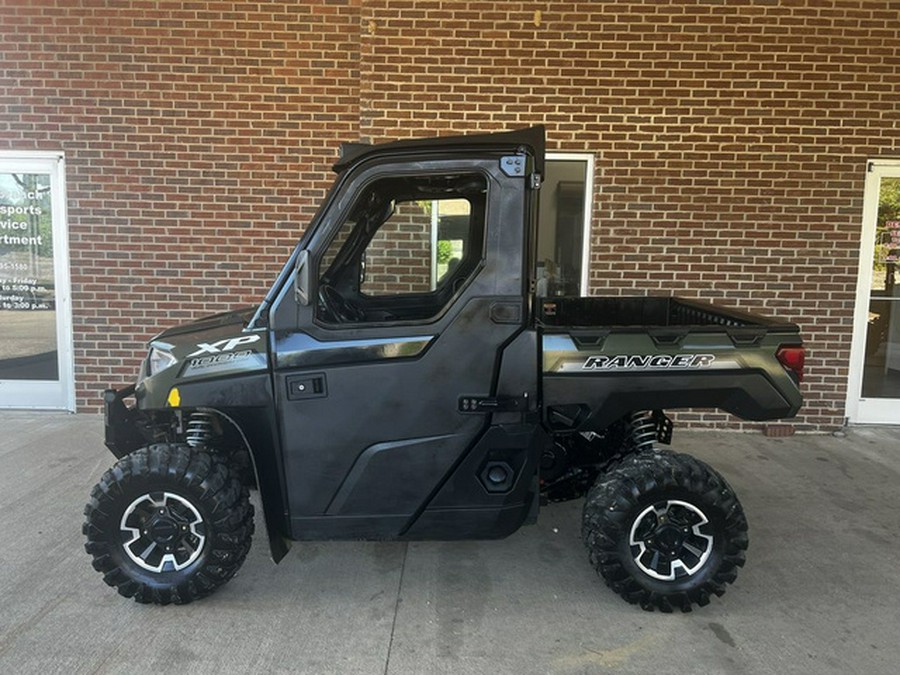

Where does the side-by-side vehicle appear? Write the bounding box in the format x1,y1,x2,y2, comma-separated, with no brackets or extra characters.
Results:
85,127,803,611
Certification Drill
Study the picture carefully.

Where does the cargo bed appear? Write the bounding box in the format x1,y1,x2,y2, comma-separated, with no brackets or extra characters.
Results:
538,296,804,431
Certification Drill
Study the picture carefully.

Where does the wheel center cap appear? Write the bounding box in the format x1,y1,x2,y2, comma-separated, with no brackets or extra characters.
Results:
148,517,179,544
655,525,685,554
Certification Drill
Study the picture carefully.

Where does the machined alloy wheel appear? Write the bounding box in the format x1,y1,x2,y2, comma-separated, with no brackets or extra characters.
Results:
120,491,207,573
628,500,713,581
582,450,748,612
84,443,254,605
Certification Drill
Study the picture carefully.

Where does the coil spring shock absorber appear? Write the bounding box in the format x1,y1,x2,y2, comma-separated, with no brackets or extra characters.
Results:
628,410,658,453
185,411,216,449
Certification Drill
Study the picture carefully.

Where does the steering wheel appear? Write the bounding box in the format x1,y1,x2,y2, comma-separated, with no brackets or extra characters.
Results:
318,284,365,323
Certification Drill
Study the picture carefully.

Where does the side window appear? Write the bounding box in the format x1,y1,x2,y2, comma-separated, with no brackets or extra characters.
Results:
316,173,487,325
361,198,473,296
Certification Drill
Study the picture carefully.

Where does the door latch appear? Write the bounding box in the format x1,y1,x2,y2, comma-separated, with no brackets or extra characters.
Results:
458,395,528,414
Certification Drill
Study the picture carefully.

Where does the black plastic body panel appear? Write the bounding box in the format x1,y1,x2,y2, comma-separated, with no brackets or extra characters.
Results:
214,405,292,561
276,294,530,539
543,371,799,432
103,385,143,457
403,423,546,538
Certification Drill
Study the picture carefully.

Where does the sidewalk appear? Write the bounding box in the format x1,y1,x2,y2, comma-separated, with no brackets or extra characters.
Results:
0,412,898,674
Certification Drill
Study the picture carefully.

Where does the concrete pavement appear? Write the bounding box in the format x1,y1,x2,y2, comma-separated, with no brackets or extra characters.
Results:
1,412,898,674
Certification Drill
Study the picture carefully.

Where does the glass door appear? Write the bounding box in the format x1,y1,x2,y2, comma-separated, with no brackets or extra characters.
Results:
537,154,594,296
0,152,74,410
847,161,900,424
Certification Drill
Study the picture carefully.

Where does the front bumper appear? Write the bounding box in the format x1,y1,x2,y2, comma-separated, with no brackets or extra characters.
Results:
103,385,146,458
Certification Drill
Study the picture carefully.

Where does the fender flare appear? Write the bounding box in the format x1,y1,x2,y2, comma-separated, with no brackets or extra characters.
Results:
203,407,291,563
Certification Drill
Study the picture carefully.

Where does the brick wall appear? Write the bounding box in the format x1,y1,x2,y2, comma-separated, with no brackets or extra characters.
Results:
359,1,900,431
3,0,899,430
1,0,361,408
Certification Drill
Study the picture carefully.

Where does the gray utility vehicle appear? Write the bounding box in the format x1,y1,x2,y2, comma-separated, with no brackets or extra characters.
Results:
85,127,804,612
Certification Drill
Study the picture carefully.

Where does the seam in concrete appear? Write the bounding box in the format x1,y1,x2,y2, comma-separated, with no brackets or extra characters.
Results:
383,542,409,675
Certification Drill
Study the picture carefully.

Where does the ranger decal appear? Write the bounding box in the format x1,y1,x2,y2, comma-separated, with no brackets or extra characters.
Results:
582,354,716,370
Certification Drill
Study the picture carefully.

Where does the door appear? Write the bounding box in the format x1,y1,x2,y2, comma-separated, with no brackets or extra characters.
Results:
269,156,539,539
847,161,900,423
0,152,74,410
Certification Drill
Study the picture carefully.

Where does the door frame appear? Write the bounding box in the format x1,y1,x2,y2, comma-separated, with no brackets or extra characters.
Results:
846,159,900,424
0,151,75,411
545,152,595,295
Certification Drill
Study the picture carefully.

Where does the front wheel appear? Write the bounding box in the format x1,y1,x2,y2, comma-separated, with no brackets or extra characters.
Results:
83,443,254,604
581,450,748,612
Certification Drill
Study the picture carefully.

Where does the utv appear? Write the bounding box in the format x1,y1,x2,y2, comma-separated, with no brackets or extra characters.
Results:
84,127,804,612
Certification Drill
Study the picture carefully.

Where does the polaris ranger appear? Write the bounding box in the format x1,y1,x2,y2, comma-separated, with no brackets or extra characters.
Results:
84,127,804,612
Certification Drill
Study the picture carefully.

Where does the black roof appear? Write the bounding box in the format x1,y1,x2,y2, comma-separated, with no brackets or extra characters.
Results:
333,126,546,174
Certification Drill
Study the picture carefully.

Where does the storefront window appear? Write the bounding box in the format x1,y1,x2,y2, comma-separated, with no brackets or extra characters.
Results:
0,172,57,380
537,155,593,296
861,177,900,399
0,152,74,410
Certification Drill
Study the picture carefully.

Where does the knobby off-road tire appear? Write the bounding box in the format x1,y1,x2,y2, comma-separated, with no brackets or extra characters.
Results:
582,450,748,612
83,443,254,605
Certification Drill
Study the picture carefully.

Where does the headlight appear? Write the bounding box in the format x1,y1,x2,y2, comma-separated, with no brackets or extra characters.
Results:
148,345,177,375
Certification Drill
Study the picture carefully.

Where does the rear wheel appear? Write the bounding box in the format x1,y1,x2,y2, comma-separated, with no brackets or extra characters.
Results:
83,443,254,604
581,450,748,612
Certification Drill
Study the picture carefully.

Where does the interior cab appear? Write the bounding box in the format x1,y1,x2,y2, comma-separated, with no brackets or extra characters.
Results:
315,172,488,325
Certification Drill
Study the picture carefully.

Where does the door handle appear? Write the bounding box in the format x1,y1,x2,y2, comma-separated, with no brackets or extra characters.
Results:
286,373,327,401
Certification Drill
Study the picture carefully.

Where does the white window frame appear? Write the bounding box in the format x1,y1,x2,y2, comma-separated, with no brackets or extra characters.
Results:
0,151,75,411
845,158,900,424
546,152,595,295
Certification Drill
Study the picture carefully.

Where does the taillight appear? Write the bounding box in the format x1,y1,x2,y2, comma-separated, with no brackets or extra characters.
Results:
776,346,805,383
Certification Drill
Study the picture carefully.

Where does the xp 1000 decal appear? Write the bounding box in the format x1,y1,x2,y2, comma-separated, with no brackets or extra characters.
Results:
181,334,266,378
187,334,261,357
